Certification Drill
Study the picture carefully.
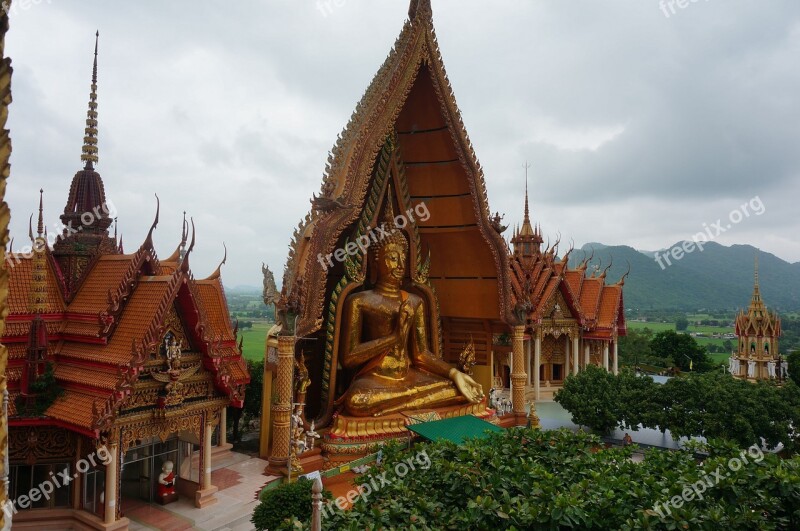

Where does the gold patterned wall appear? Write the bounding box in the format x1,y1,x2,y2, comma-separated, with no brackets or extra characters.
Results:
0,3,12,528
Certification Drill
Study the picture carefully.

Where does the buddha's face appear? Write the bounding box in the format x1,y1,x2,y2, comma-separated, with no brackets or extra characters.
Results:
378,243,406,283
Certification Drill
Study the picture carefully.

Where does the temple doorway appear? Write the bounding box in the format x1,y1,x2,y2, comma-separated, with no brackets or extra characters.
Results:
120,435,200,505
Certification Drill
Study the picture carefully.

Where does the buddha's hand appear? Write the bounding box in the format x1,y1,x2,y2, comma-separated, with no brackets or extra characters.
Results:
450,369,484,403
395,299,414,341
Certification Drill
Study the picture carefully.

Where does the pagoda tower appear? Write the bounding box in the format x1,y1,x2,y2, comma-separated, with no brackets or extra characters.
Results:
52,31,118,295
731,255,786,381
510,169,544,260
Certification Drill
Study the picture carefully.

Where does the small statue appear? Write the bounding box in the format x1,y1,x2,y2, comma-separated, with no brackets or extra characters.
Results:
490,211,507,234
157,461,176,499
305,420,321,450
622,433,633,447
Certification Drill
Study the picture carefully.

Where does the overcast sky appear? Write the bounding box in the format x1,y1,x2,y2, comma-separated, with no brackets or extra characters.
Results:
5,0,800,287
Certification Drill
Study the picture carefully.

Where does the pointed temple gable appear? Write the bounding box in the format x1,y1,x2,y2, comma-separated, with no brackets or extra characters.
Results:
266,4,628,468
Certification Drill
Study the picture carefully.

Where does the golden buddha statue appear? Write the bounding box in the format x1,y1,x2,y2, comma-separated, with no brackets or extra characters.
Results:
339,210,483,417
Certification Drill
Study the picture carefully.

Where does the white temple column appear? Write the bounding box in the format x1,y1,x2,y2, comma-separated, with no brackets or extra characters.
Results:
613,341,619,375
584,343,590,368
534,333,541,400
572,336,580,375
203,420,213,490
103,441,119,525
603,343,610,372
525,338,532,386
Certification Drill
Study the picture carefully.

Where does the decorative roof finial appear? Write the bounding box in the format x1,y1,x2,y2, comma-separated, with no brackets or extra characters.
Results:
81,31,100,170
37,189,44,237
408,0,432,21
754,252,759,290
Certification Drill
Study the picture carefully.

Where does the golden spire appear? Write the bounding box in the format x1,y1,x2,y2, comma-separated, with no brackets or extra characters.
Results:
519,162,535,237
748,252,766,317
37,188,44,237
29,192,48,313
81,31,100,170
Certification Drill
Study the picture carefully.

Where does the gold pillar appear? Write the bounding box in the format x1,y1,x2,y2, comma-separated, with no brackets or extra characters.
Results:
219,407,227,447
268,335,294,474
0,6,13,529
511,326,526,417
103,441,119,525
563,336,570,379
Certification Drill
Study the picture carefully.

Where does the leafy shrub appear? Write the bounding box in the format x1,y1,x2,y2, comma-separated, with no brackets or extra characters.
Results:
252,477,331,531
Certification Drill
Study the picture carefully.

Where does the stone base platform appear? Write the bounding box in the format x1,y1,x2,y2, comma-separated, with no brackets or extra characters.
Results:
321,401,496,468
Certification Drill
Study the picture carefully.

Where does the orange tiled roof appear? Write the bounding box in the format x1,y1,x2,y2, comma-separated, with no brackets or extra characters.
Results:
45,389,105,431
579,278,603,321
54,363,118,390
60,277,172,365
196,278,235,342
597,285,622,328
160,261,178,275
68,254,134,313
7,255,64,314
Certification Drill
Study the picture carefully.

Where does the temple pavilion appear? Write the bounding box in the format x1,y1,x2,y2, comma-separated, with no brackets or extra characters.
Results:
261,0,627,474
3,34,248,530
730,257,787,381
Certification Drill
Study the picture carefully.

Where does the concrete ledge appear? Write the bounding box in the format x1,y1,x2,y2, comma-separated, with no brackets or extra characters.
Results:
12,508,130,530
194,485,219,508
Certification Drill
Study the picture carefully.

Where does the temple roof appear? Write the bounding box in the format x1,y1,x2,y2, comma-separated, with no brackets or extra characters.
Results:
6,34,249,433
281,0,515,335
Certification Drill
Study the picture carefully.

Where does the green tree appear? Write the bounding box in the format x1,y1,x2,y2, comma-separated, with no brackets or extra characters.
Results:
650,330,713,372
618,328,652,368
555,365,619,434
675,316,689,331
788,351,800,384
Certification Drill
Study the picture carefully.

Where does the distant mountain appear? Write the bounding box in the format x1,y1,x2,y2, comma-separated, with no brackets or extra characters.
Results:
224,284,262,295
569,242,800,312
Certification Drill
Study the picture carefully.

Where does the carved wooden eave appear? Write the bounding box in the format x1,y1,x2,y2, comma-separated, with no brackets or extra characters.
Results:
284,1,515,337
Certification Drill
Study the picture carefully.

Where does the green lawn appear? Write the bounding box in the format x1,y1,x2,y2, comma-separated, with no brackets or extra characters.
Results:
238,320,271,362
627,321,675,333
627,320,734,351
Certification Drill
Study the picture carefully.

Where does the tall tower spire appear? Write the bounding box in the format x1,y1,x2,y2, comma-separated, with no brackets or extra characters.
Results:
511,163,543,258
37,188,44,237
53,31,118,294
519,162,535,238
81,31,99,170
749,252,765,316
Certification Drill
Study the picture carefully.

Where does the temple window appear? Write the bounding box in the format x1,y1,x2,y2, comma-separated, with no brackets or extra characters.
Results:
82,464,106,517
9,462,72,510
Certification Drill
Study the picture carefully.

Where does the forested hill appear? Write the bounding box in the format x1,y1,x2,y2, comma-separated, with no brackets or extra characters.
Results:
568,242,800,312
